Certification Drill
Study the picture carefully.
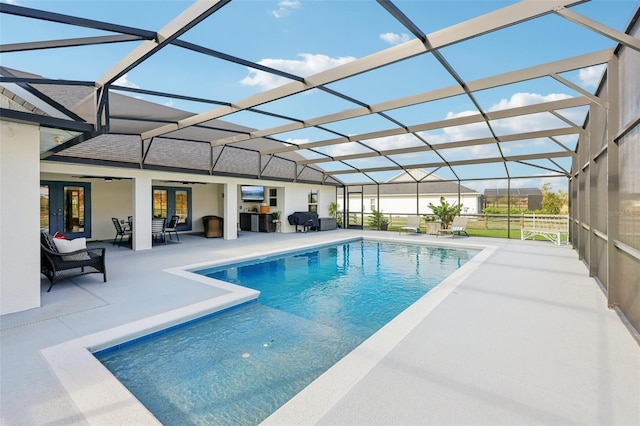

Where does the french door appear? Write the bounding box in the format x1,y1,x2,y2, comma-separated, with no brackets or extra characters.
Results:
40,181,92,238
152,186,192,231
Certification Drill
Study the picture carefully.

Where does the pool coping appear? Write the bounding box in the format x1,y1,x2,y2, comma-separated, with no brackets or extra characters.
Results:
40,235,494,425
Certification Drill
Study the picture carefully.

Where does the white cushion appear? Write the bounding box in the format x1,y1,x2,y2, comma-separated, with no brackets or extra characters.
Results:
53,237,90,261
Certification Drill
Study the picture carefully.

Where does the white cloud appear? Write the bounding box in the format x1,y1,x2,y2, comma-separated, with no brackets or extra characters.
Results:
486,92,576,134
272,0,301,19
379,32,410,45
285,138,311,145
578,64,606,88
241,53,356,90
1,0,20,4
113,73,139,89
488,92,571,112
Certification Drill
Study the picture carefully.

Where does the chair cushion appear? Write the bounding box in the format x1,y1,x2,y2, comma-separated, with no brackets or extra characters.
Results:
41,232,59,253
53,237,90,261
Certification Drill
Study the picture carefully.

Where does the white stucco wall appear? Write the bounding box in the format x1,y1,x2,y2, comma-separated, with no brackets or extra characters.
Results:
343,194,480,216
1,121,41,315
280,184,335,233
191,183,222,233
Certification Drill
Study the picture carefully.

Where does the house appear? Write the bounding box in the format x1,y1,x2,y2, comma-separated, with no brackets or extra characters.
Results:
341,170,482,217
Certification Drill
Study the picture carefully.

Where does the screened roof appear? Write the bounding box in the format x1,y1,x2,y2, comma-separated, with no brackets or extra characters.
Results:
1,0,638,187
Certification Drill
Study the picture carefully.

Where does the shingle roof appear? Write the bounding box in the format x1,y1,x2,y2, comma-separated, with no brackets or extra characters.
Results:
360,181,478,196
484,188,542,197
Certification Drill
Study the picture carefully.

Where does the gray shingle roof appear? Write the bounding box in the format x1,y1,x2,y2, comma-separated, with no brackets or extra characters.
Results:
484,188,542,197
360,181,478,196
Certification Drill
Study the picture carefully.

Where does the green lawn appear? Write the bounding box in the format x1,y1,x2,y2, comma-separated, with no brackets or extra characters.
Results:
382,227,570,242
466,229,521,239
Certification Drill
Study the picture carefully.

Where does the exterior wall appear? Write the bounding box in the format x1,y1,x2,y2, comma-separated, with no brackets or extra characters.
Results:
191,183,222,234
237,185,281,216
343,194,480,215
1,121,41,315
280,183,335,233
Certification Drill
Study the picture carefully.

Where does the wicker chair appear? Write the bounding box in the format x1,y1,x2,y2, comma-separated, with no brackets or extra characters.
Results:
40,232,107,292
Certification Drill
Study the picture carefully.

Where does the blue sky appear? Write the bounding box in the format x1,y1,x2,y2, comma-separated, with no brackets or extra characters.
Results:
1,0,638,192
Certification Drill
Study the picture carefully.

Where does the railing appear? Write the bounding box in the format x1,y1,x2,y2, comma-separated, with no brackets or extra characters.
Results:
519,213,570,245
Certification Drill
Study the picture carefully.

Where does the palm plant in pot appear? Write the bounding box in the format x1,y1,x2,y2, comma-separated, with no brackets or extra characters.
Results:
368,208,389,231
328,201,343,228
427,197,462,229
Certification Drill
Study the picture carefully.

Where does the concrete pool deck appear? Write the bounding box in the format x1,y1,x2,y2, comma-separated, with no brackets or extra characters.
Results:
1,230,639,425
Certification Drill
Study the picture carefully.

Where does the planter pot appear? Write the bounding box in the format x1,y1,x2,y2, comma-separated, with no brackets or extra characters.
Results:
426,221,442,235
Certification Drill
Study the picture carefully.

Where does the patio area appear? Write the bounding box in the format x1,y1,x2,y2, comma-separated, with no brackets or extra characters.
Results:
1,230,638,425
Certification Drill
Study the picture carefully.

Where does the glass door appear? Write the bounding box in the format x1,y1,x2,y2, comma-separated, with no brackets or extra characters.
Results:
40,181,92,238
152,186,192,231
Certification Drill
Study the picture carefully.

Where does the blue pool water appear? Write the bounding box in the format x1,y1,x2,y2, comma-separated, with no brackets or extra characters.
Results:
96,240,478,425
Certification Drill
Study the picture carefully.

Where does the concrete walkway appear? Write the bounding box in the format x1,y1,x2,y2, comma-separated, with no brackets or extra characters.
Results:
1,230,638,425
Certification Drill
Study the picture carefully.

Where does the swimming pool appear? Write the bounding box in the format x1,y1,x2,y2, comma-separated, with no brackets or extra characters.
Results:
95,239,479,425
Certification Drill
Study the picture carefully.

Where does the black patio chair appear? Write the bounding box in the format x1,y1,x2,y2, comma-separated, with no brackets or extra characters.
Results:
164,215,180,241
152,217,166,244
111,217,132,247
40,232,107,292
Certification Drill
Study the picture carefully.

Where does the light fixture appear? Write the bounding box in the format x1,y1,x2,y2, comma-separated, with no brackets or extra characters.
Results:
53,136,61,144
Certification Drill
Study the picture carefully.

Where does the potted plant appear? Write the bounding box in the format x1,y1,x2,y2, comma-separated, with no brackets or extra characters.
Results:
368,209,389,231
427,197,462,229
328,201,343,228
271,211,281,222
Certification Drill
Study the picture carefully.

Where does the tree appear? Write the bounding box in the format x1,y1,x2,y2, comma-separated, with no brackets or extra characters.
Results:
541,183,566,214
427,197,462,229
368,209,389,230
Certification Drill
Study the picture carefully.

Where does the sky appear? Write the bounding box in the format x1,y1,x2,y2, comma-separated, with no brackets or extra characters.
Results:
1,0,638,193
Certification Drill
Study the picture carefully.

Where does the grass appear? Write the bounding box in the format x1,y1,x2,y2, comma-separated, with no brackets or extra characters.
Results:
380,227,569,243
466,229,521,239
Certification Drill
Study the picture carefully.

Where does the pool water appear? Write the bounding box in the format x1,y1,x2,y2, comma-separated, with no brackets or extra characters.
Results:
95,240,478,425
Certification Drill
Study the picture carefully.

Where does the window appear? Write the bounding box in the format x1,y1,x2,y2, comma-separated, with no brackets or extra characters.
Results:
370,198,376,211
308,190,318,213
269,188,277,207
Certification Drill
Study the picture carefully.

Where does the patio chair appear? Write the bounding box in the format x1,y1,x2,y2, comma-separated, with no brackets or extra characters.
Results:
438,216,469,238
40,232,107,292
399,216,421,234
164,215,180,241
111,217,132,247
152,217,166,244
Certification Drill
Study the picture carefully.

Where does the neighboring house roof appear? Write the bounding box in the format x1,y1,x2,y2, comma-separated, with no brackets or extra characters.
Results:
358,180,479,196
484,188,543,197
352,170,479,196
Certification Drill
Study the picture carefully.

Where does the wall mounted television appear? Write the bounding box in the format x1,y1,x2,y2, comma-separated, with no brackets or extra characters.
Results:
241,185,265,201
